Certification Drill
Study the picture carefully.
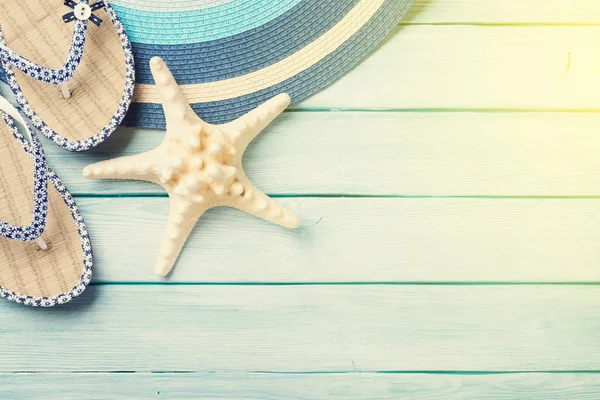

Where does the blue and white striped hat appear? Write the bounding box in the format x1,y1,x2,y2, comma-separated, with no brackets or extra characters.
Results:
112,0,413,128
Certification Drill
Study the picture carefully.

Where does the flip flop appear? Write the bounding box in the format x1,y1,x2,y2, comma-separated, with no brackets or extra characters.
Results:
0,96,93,306
0,0,135,152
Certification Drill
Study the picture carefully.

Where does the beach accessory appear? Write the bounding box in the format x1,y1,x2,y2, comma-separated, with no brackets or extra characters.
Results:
0,0,135,152
109,0,413,128
83,57,299,276
0,96,92,306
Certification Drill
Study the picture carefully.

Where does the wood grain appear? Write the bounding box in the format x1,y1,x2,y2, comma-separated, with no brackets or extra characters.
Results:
81,197,600,283
407,0,600,24
1,285,598,372
44,112,600,196
2,373,600,399
296,26,600,110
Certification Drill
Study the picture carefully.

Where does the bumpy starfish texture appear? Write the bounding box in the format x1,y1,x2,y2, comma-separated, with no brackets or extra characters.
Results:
83,57,300,277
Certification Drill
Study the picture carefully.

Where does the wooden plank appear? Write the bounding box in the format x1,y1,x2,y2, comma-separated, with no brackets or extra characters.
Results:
408,0,600,24
2,372,600,399
296,26,600,110
44,113,600,196
81,197,600,283
0,285,599,371
7,27,598,113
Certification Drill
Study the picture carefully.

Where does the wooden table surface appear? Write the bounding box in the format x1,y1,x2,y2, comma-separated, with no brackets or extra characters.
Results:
2,1,600,398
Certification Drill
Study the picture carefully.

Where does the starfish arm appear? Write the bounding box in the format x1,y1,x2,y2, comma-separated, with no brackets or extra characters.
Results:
155,196,208,277
224,93,290,150
82,151,159,182
227,173,300,229
149,57,201,129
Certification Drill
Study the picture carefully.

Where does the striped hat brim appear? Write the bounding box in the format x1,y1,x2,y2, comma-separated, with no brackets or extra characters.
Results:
117,0,414,129
1,0,414,129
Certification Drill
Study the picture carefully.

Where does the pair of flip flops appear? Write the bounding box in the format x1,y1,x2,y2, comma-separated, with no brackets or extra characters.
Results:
0,0,134,306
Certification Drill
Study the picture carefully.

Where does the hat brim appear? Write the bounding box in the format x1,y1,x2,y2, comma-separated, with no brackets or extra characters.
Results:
0,0,414,129
119,0,413,128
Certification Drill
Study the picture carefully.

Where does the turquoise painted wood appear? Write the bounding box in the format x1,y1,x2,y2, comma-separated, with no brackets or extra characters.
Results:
297,25,600,110
40,113,600,196
78,198,600,283
3,1,600,398
407,0,600,23
0,286,599,371
1,373,600,399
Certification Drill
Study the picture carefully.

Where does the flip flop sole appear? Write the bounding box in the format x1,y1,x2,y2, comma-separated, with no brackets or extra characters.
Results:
0,117,92,306
0,0,133,151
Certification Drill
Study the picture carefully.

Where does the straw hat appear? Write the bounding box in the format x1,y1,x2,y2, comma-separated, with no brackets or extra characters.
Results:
113,0,413,128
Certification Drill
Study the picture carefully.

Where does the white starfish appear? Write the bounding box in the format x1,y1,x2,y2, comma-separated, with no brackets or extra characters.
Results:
83,57,300,277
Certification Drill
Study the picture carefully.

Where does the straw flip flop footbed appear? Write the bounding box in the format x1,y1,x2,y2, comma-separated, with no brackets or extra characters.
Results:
0,0,127,144
0,120,86,300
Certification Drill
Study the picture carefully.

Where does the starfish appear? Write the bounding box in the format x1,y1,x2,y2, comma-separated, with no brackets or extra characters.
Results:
83,57,300,277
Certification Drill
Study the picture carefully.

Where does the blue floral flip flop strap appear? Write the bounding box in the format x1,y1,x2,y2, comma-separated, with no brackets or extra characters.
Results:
0,97,48,242
0,0,104,85
0,94,94,307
